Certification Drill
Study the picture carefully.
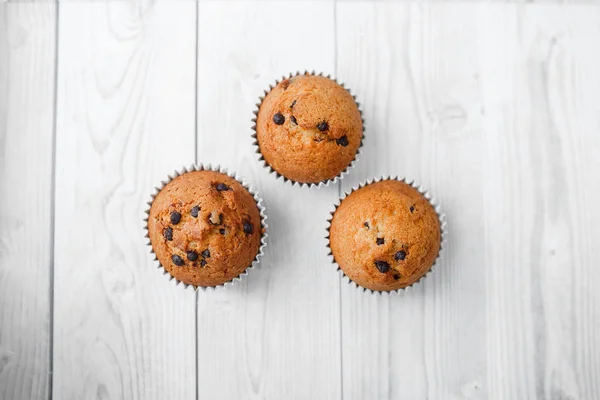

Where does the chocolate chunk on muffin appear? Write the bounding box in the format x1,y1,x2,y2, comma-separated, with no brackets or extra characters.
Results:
147,170,262,287
329,180,441,292
256,73,363,184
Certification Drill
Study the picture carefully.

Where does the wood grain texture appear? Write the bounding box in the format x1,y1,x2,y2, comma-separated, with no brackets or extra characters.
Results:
53,3,197,400
2,2,600,399
0,3,55,400
478,6,600,400
195,1,341,399
336,3,600,399
336,3,487,399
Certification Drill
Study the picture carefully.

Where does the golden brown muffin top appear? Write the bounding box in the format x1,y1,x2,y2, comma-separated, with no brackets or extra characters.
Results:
147,170,262,288
256,74,363,184
329,180,441,292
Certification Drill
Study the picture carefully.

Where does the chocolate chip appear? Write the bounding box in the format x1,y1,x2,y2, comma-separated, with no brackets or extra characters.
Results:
200,259,207,267
216,183,231,192
191,205,200,217
219,228,226,235
290,115,297,125
336,135,349,147
209,212,223,225
163,227,173,241
172,254,184,266
243,220,254,235
202,249,211,259
170,211,182,225
374,260,390,273
364,222,369,229
290,100,297,108
410,205,415,213
273,113,285,125
394,250,407,261
393,273,401,280
186,251,198,261
376,238,385,246
317,121,328,131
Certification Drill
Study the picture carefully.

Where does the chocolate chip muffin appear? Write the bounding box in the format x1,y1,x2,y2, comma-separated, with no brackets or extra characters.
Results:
328,180,441,292
147,169,263,288
255,73,363,184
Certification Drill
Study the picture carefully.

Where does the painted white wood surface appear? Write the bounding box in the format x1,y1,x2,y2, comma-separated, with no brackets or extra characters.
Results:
0,1,599,400
336,4,487,398
0,3,55,400
195,1,341,399
53,3,197,400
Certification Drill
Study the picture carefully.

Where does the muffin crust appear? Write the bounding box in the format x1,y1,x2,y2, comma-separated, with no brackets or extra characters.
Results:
256,74,362,184
329,180,441,291
148,170,262,287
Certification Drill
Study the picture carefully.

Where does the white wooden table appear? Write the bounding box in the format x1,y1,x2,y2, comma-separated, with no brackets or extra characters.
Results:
1,1,600,399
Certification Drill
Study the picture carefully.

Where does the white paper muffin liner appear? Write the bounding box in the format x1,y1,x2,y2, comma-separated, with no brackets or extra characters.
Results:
325,176,447,295
143,164,268,291
251,70,365,189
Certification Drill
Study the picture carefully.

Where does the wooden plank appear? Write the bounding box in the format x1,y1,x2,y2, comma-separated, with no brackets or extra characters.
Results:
0,3,55,400
478,6,600,400
337,3,600,399
195,1,341,398
53,3,197,400
336,3,488,398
